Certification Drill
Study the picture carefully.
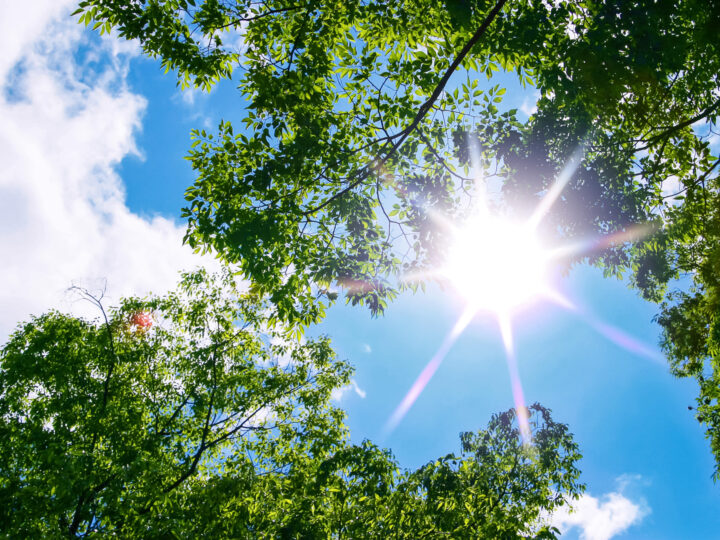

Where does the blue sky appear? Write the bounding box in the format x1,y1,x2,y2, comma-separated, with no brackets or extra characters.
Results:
1,4,719,538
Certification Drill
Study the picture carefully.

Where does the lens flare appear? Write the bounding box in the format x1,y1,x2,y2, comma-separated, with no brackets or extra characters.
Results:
384,143,660,438
545,291,664,365
498,314,532,445
383,307,475,436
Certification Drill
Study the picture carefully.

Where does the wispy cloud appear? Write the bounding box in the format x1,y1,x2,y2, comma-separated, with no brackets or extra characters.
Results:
331,379,367,402
0,2,216,337
363,343,372,354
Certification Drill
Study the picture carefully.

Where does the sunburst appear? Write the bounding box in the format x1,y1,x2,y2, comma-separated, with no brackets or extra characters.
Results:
384,145,657,442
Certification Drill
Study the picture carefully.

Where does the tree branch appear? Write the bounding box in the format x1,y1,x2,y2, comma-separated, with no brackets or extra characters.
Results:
303,0,508,216
638,97,720,150
66,286,120,536
662,158,720,200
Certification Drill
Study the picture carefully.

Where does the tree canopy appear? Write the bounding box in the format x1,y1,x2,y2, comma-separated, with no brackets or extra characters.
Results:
0,269,582,537
74,0,720,474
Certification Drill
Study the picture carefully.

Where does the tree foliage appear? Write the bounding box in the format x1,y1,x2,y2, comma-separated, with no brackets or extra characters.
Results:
0,270,582,537
0,269,349,536
73,0,719,310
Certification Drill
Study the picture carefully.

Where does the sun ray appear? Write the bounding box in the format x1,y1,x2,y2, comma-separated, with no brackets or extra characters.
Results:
497,313,532,445
427,207,461,234
574,307,664,364
541,288,578,311
545,223,657,263
545,290,664,364
528,145,585,229
468,133,489,201
585,316,664,364
383,306,476,436
399,269,440,286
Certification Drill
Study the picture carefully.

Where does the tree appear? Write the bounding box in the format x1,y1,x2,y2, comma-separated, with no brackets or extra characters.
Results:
379,405,583,538
247,405,582,539
0,269,350,536
0,270,582,537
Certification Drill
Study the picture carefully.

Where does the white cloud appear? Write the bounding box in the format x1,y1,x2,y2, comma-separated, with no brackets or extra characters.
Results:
659,175,682,205
614,473,646,493
331,379,367,402
0,2,216,338
178,85,203,106
363,343,372,354
551,477,649,540
0,0,74,83
709,131,720,150
520,91,540,117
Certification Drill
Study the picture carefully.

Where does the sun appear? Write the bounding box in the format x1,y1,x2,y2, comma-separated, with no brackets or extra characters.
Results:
440,212,550,314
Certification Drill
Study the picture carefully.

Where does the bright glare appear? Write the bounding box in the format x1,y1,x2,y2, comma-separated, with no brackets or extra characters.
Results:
441,214,549,314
